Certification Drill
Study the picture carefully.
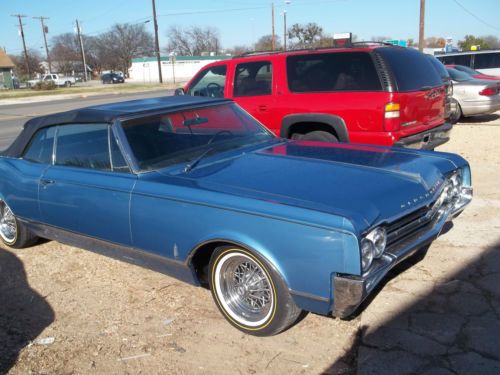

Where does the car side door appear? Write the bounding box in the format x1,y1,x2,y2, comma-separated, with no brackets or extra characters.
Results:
1,126,56,222
229,60,278,133
185,64,228,98
38,123,136,245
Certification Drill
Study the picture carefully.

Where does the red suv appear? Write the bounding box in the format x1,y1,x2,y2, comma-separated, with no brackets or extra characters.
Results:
177,43,452,149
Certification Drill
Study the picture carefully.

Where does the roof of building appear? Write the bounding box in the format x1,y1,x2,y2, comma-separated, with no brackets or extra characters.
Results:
2,95,231,157
0,49,15,68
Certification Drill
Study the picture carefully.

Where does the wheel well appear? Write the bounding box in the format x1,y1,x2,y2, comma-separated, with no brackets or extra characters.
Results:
190,241,237,288
287,122,338,139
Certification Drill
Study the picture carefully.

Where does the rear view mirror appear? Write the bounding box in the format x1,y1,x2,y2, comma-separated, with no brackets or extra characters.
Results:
174,88,185,96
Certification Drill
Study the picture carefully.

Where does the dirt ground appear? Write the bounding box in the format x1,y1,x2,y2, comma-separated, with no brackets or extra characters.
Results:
1,113,499,374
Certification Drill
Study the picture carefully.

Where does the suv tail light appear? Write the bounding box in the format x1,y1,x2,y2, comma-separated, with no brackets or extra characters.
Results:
479,86,498,96
384,102,400,131
384,103,400,118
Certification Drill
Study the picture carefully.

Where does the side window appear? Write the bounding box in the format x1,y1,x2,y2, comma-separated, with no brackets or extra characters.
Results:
186,65,227,98
474,53,499,69
55,124,113,171
109,128,129,172
23,127,56,164
287,52,382,92
234,61,272,96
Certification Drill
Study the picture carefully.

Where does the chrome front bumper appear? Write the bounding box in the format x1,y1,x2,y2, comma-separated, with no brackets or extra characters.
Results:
331,188,472,318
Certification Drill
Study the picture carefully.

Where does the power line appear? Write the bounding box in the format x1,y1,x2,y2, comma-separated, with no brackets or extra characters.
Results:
452,0,500,31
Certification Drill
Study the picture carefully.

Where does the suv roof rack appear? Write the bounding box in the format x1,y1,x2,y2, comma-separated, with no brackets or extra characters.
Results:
233,41,398,58
351,41,397,47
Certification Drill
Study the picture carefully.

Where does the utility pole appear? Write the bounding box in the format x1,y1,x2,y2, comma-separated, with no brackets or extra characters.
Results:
151,0,163,83
271,3,276,50
75,20,88,81
418,0,425,52
33,16,52,73
283,10,287,51
11,14,30,77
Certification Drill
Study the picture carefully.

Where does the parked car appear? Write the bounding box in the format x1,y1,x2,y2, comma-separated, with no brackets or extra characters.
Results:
28,74,76,88
176,43,451,150
446,64,500,81
101,73,125,84
0,96,472,336
446,67,500,123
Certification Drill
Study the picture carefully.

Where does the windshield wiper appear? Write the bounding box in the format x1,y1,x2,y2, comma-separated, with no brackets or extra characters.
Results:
183,148,213,173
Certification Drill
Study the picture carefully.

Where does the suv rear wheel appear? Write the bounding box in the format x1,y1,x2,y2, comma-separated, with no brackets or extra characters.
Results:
300,131,338,143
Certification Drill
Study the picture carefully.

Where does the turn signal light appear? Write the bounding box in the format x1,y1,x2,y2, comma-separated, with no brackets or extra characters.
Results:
384,102,400,119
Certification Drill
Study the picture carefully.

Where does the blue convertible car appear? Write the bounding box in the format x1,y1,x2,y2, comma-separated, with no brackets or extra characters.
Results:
0,96,472,335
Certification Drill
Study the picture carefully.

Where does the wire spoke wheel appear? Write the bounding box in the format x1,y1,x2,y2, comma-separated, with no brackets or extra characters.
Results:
214,252,274,327
0,201,17,244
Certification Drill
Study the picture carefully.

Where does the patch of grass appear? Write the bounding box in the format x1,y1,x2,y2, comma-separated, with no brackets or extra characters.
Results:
0,82,182,100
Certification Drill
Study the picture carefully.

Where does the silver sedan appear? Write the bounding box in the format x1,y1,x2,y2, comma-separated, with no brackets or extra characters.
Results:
447,67,500,124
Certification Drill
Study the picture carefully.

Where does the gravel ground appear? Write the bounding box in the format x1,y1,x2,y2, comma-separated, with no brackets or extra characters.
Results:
1,112,499,374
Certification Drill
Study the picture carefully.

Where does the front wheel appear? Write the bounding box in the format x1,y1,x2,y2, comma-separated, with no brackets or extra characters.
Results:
0,201,38,249
209,246,301,336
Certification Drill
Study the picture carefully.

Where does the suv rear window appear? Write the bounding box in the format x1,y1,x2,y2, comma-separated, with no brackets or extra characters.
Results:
286,52,382,93
377,48,442,92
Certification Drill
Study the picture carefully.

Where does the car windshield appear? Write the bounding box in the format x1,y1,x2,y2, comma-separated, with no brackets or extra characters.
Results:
447,68,473,82
427,56,450,80
121,103,275,171
452,65,481,75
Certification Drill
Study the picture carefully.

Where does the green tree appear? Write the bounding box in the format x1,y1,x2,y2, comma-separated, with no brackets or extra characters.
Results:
254,35,281,51
287,22,323,49
458,35,490,51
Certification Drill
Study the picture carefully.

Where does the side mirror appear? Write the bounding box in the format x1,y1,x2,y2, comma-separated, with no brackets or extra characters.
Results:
174,88,185,96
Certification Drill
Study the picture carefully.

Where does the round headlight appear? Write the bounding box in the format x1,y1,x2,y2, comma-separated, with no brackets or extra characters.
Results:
366,227,387,258
361,239,374,272
449,172,462,200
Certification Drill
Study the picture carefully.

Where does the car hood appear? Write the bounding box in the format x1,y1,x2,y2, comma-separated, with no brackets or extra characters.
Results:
156,141,463,232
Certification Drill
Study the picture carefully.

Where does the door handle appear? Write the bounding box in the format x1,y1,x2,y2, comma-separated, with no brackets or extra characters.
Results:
258,105,268,112
40,179,55,187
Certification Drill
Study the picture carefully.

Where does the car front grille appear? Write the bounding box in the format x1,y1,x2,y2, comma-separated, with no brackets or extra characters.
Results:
386,201,439,249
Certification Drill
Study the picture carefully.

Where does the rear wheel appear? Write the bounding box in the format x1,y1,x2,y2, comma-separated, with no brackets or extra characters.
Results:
209,246,301,336
301,130,339,143
0,201,38,249
449,99,462,124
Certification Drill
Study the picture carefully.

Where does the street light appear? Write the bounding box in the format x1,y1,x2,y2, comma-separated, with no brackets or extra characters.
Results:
283,1,291,51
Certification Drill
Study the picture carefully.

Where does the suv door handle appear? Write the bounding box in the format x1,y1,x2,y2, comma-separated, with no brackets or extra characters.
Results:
258,105,268,112
40,179,55,187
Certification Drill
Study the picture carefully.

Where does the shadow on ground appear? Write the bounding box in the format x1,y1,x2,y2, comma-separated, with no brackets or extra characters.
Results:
324,239,500,375
458,113,500,124
0,248,54,373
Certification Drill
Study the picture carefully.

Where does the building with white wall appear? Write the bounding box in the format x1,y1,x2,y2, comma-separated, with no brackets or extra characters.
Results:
129,55,232,84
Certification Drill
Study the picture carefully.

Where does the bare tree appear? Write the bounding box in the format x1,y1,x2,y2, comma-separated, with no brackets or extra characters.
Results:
50,33,81,74
99,23,154,75
287,23,323,49
10,49,44,79
371,35,392,42
254,35,281,51
481,35,500,49
166,26,221,56
425,36,446,48
226,45,252,56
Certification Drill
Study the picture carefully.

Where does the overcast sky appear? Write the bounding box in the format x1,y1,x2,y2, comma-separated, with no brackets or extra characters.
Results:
2,0,499,55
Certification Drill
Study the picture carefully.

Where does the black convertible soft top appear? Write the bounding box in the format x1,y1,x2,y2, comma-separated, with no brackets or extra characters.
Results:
2,95,231,158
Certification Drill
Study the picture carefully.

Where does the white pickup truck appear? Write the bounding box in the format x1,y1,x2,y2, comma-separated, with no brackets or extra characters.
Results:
28,74,76,87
